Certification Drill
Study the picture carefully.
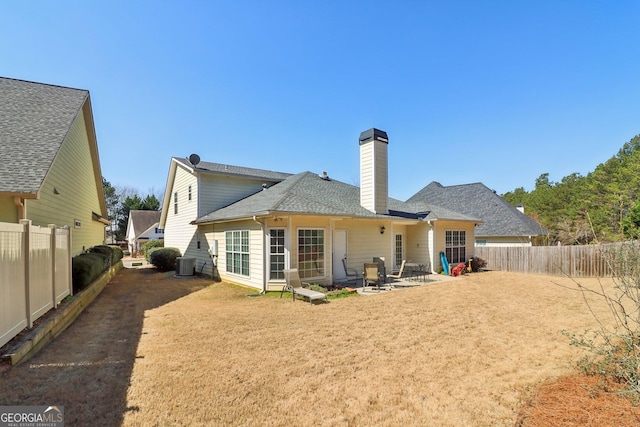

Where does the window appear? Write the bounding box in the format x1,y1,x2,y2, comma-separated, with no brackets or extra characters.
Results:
476,239,487,247
269,229,285,280
188,185,192,201
173,192,178,215
297,229,324,279
226,230,249,276
155,228,164,234
445,230,466,264
394,234,404,268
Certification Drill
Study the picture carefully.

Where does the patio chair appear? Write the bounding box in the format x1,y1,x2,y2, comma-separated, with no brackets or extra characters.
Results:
280,268,327,304
373,257,386,280
342,258,362,285
363,263,392,292
386,260,407,282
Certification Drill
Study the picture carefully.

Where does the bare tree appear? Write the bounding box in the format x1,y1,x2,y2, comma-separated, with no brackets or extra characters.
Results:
561,226,640,397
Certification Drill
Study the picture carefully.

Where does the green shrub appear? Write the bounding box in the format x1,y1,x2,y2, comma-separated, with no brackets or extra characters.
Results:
72,252,109,293
108,245,124,263
150,247,181,271
146,247,162,263
143,240,165,261
88,245,113,265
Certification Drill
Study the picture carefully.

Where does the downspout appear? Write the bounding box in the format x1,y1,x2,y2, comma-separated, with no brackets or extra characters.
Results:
427,220,436,274
14,196,26,220
253,216,267,294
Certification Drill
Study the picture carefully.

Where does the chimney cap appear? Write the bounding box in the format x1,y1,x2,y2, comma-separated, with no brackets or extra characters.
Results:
359,128,388,145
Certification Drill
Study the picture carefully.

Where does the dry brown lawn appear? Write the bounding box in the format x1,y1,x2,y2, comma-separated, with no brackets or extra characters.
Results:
0,267,635,426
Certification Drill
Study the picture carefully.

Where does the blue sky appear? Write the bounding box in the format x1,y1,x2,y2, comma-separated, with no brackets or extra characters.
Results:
3,1,639,201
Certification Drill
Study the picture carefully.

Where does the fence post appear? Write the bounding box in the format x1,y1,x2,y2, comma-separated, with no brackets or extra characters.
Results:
67,225,73,296
19,219,32,328
49,224,57,308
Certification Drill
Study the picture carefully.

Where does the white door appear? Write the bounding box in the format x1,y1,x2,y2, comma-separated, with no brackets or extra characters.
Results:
332,230,348,280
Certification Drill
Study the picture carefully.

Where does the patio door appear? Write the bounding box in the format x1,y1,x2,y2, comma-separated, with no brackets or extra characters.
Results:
332,230,348,281
394,233,404,269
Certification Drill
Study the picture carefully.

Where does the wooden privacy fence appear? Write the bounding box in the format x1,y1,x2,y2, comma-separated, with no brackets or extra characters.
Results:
475,244,626,277
0,219,72,348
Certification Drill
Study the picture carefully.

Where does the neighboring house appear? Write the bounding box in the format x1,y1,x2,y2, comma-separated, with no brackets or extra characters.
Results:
408,182,548,247
0,77,109,255
160,128,481,291
126,210,163,256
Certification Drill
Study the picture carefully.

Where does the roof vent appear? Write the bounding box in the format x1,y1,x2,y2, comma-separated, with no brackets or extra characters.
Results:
188,154,201,166
319,171,330,180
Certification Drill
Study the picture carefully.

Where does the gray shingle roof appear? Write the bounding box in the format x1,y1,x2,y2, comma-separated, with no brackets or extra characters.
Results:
401,199,484,222
173,157,290,182
0,77,89,195
195,172,480,224
407,182,547,236
129,210,162,237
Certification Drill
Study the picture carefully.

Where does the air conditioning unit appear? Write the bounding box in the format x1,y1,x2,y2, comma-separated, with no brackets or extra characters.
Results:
176,257,195,276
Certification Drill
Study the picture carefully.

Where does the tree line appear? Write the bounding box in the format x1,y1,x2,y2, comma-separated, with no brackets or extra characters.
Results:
503,134,640,245
102,178,161,242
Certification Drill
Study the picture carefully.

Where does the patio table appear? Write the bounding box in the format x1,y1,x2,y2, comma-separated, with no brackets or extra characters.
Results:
405,263,428,281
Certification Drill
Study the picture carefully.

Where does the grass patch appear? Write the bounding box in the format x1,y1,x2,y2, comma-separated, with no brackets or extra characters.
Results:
326,288,359,299
266,286,359,301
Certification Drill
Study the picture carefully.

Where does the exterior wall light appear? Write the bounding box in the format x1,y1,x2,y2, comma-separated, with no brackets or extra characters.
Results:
380,226,385,234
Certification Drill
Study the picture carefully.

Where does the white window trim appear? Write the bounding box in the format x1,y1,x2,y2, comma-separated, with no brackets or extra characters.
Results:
297,227,326,280
445,229,467,264
268,228,288,281
225,230,250,277
173,192,178,215
394,233,404,268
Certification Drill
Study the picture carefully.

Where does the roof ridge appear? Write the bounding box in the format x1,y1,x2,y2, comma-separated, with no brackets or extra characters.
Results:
270,172,311,210
0,76,88,93
172,156,291,178
440,182,487,189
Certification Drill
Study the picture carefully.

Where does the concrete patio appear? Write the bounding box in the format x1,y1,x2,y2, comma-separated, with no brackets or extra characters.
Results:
351,273,460,295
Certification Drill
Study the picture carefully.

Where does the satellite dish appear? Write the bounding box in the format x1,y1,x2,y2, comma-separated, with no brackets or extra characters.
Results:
188,154,201,166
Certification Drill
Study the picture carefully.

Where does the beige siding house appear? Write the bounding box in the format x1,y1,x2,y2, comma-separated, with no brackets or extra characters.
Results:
159,156,291,279
126,210,163,256
0,77,109,255
160,129,481,292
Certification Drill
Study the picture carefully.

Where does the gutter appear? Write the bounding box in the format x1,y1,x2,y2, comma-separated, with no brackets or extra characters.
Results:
92,211,111,226
252,215,267,294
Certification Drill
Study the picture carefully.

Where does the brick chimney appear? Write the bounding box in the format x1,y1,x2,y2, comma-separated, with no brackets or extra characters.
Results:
359,128,388,214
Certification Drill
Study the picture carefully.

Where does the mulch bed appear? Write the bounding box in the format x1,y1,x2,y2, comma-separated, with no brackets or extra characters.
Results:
516,374,640,426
